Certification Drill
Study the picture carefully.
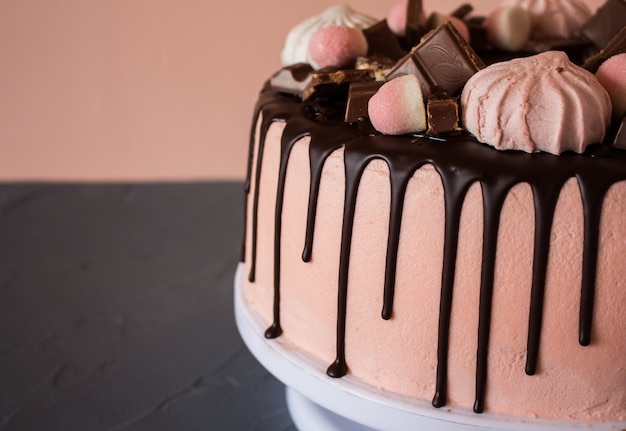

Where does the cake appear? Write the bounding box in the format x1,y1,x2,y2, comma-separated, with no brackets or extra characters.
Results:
238,0,626,426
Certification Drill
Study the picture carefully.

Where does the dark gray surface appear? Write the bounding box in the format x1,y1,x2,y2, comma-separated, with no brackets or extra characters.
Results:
0,183,296,431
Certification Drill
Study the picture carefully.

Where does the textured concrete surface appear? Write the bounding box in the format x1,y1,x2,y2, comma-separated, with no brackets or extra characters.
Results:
0,182,295,431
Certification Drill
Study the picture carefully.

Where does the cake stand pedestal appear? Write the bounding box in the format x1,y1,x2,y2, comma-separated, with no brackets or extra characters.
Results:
234,264,626,431
286,386,376,431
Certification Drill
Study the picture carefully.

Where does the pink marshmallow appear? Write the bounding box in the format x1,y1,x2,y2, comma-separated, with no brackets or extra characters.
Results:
485,6,531,52
308,25,368,69
596,53,626,120
387,1,408,37
368,74,427,135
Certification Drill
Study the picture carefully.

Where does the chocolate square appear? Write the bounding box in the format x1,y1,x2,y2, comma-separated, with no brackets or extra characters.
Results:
344,81,384,123
427,88,460,136
363,20,407,61
386,22,485,98
581,0,626,49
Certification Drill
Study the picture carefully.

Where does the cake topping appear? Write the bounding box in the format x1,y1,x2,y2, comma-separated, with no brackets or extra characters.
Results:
362,20,407,61
302,68,375,102
461,51,612,154
308,25,369,69
425,12,471,42
581,0,626,49
387,1,410,37
505,0,592,39
269,63,314,97
584,26,626,73
386,22,485,98
345,81,384,122
368,74,427,135
485,5,532,51
595,53,626,120
426,88,461,135
281,5,377,67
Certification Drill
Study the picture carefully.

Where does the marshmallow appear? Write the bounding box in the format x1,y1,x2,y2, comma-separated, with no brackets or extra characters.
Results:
485,6,531,51
368,74,427,135
309,26,368,69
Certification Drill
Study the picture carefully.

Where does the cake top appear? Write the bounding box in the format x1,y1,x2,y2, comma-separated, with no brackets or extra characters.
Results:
270,0,626,153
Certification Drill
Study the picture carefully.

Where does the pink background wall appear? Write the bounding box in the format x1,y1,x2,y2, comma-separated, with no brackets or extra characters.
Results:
0,0,602,181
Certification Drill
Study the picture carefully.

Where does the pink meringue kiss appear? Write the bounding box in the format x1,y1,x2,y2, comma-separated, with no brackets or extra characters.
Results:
485,6,531,51
308,25,368,69
506,0,591,39
368,74,427,135
596,53,626,120
461,51,612,155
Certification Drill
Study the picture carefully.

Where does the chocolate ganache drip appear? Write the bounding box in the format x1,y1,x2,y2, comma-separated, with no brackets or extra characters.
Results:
242,86,626,413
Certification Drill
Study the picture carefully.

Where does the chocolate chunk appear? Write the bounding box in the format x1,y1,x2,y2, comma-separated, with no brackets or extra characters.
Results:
302,68,375,102
406,0,425,47
355,55,396,81
386,22,485,98
344,81,384,123
613,116,626,150
426,88,460,136
450,3,474,19
363,20,407,61
465,16,489,52
583,27,626,72
270,64,314,96
581,0,626,49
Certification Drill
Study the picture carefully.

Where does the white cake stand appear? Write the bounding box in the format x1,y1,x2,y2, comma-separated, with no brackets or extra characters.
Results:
234,264,626,431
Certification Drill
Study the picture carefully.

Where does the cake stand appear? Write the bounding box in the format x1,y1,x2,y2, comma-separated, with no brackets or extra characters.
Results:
234,264,626,431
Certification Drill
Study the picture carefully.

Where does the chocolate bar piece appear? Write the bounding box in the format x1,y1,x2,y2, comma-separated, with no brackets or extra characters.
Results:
355,55,396,81
584,27,626,72
363,20,407,61
426,88,460,136
344,81,384,123
270,64,314,96
302,69,375,102
450,3,474,19
406,0,425,47
465,16,489,53
386,22,485,98
581,0,626,49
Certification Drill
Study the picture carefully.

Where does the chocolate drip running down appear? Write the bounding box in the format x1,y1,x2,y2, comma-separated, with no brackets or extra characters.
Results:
242,87,626,413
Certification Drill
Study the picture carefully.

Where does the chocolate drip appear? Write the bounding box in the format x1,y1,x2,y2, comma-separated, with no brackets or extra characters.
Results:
577,173,612,346
303,128,360,262
526,180,563,375
432,168,472,409
266,120,309,339
244,88,626,413
474,180,511,413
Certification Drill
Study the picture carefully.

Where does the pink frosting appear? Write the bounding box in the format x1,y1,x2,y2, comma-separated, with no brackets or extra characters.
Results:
596,53,626,121
461,51,612,155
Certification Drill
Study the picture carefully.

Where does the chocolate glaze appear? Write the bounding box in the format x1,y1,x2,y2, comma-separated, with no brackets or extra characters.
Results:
242,86,626,413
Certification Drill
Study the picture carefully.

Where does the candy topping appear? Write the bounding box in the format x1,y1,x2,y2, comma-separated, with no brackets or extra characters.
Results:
461,51,612,154
309,26,368,69
368,74,427,135
281,5,377,67
595,53,626,120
